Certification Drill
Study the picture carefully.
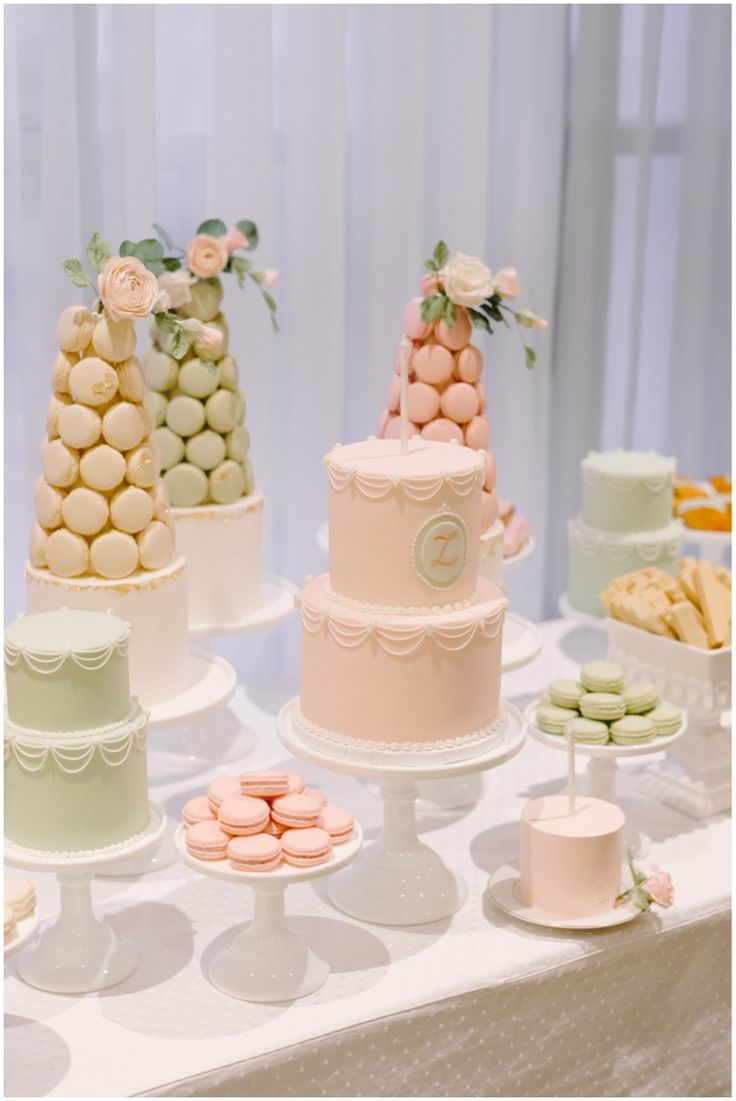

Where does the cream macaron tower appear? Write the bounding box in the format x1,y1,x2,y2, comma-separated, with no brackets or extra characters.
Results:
142,218,278,629
377,242,546,582
25,234,203,707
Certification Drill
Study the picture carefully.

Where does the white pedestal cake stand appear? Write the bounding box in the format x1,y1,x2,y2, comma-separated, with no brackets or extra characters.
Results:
558,592,607,630
188,574,299,640
524,702,688,856
680,527,731,566
175,824,362,1002
503,535,536,568
4,804,166,993
278,698,526,926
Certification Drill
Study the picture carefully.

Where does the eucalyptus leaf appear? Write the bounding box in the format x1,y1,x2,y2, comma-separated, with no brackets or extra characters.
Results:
170,327,191,360
469,308,492,334
230,255,249,289
178,318,204,333
135,239,164,262
420,294,447,323
433,240,449,269
86,231,111,274
424,258,439,273
525,345,536,368
262,291,277,313
236,220,259,250
162,257,182,272
61,258,92,289
197,218,227,237
152,223,175,251
154,311,178,334
119,240,137,258
442,297,456,327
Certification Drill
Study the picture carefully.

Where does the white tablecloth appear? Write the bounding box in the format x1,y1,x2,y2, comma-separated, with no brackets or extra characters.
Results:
4,620,731,1097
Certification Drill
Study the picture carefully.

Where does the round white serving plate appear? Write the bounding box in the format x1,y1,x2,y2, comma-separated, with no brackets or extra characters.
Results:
147,648,237,731
503,535,536,568
502,612,542,673
488,859,643,930
4,910,40,962
524,701,688,760
189,574,299,639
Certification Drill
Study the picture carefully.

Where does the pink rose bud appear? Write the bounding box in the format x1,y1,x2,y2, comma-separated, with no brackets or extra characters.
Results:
221,227,249,253
200,325,224,350
644,872,674,908
493,267,520,299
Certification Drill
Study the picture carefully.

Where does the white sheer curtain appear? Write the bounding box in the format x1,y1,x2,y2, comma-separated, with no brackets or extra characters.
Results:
5,5,730,678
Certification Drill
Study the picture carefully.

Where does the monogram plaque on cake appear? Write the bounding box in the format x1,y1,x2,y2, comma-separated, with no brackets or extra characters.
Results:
413,512,467,589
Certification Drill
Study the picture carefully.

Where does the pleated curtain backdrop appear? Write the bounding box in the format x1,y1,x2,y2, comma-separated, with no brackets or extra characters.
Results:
5,4,730,681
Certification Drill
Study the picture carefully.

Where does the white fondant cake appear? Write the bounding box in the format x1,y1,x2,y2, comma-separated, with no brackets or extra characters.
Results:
296,437,508,764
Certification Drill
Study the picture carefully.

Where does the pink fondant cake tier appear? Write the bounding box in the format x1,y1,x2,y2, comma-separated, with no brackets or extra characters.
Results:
326,437,485,608
519,795,624,917
296,574,507,763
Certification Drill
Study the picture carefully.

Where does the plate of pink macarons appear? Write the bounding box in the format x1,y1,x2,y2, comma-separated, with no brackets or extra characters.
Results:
176,769,362,878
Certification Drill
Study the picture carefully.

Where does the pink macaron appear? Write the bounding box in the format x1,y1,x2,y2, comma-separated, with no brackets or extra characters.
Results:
263,818,287,837
281,827,333,868
413,340,454,385
481,488,500,530
270,793,323,829
504,513,530,556
387,374,401,413
393,341,416,378
484,451,496,491
207,776,241,814
182,795,215,828
303,787,327,808
403,297,432,341
464,414,490,450
454,344,483,383
227,834,282,873
240,770,290,799
421,417,463,444
285,771,306,795
218,795,270,836
384,414,420,440
435,307,472,351
185,820,230,861
378,407,390,437
407,381,440,425
440,381,480,425
475,380,487,413
318,806,355,844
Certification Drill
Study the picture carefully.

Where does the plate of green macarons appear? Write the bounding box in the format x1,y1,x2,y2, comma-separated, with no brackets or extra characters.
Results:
525,660,687,757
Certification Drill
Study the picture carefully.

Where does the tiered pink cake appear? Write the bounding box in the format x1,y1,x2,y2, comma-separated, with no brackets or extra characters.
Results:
519,795,625,917
295,437,508,764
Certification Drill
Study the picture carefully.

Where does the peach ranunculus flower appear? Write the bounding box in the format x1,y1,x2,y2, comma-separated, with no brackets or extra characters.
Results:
98,256,160,321
493,267,520,300
644,872,674,908
221,227,249,253
158,268,193,310
186,234,229,279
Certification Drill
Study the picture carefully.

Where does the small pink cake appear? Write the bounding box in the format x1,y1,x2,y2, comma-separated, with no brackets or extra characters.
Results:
218,795,270,836
519,795,624,917
281,827,332,868
227,834,282,872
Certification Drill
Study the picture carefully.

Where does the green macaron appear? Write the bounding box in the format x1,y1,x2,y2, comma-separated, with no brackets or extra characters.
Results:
565,716,610,745
623,683,660,715
537,703,578,735
547,679,584,710
580,660,625,694
580,692,626,722
609,714,656,746
647,703,683,737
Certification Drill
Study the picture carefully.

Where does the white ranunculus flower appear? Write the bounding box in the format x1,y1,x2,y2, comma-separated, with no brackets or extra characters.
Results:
442,253,495,308
158,269,194,310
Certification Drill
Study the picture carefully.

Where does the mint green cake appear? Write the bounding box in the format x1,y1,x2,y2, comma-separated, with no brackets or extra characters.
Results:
4,609,150,853
568,449,681,616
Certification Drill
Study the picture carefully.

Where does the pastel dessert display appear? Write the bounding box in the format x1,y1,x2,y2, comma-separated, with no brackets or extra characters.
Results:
4,609,150,853
534,660,683,746
567,449,682,617
182,770,355,872
600,560,731,650
25,234,198,707
295,435,509,763
673,474,731,532
376,242,546,582
142,218,277,628
518,794,625,917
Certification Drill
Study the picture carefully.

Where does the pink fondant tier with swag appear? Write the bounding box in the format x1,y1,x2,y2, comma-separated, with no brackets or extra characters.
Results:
377,242,547,576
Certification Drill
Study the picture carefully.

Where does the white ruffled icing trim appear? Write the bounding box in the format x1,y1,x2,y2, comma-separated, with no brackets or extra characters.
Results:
300,596,507,656
325,456,484,502
581,451,674,495
322,582,480,617
5,628,130,675
294,704,505,754
4,703,148,774
568,519,681,562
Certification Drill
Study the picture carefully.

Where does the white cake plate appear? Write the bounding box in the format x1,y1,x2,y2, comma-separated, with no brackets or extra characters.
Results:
525,702,688,856
4,910,40,962
4,803,166,993
503,535,536,569
680,527,731,565
188,574,299,639
488,859,643,930
279,698,525,926
146,648,237,731
175,824,362,1002
558,592,607,629
418,614,540,813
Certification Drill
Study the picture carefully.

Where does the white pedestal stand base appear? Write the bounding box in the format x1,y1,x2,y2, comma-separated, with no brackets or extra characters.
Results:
175,825,361,1002
146,648,237,731
525,703,688,857
278,699,525,926
4,805,166,993
639,714,732,818
558,591,607,629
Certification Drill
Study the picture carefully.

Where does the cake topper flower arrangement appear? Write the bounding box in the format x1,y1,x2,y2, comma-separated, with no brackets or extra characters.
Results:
617,851,675,912
421,241,546,368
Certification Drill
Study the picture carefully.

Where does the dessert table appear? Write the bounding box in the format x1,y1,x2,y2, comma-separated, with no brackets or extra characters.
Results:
4,619,730,1098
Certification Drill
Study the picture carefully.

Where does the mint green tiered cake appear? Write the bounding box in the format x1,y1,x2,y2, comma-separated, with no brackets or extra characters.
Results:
4,610,149,852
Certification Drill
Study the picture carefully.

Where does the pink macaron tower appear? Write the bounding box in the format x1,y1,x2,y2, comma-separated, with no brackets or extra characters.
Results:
377,276,529,563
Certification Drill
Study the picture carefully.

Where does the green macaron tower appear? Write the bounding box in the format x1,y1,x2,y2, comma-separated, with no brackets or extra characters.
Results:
141,218,278,630
5,609,150,853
